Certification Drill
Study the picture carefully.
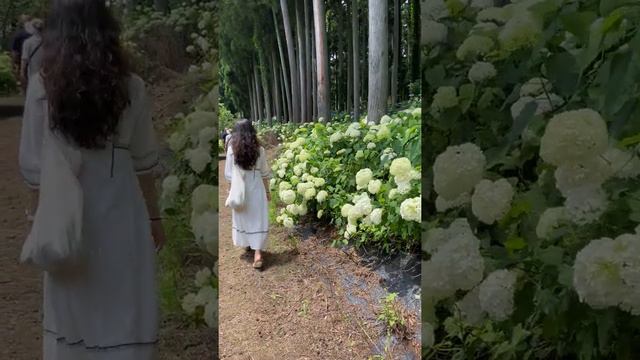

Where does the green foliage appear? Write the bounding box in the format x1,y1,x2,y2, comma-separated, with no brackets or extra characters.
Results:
270,105,421,253
0,52,17,95
423,0,640,358
378,292,406,336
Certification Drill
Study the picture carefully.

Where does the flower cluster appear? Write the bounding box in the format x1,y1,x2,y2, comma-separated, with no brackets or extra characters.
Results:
181,264,218,328
270,107,421,250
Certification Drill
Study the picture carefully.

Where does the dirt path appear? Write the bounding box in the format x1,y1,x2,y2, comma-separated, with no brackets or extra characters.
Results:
0,114,213,359
0,117,42,360
218,157,419,359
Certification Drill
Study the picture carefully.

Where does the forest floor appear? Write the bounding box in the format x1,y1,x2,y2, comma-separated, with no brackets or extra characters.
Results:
218,151,421,360
0,70,214,359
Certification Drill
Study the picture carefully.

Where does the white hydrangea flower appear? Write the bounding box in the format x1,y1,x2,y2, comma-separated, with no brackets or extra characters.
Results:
377,124,391,139
341,204,353,217
194,267,212,287
279,181,292,191
304,188,317,200
603,147,640,179
369,208,383,225
540,109,609,166
191,211,217,249
423,21,448,46
471,178,514,225
195,286,216,306
191,185,216,214
368,179,382,194
317,210,324,219
185,147,212,173
313,177,326,187
297,203,308,216
198,126,216,147
424,218,475,254
431,86,459,111
162,175,181,198
168,132,188,152
316,190,328,203
356,168,374,190
400,197,421,222
367,142,376,149
554,158,611,197
478,269,518,321
433,143,486,200
477,6,512,23
536,207,568,239
564,186,609,225
283,216,294,228
390,157,414,182
498,11,543,52
389,188,399,199
435,192,470,212
280,189,296,204
573,237,627,310
355,150,365,159
277,169,286,178
423,0,449,20
296,181,315,195
468,61,497,83
422,219,485,300
456,35,494,61
345,122,361,137
520,77,552,97
181,293,198,315
456,287,485,326
204,300,217,328
470,22,499,37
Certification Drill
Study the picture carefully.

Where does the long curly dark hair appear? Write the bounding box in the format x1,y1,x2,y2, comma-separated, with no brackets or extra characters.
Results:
41,0,130,149
231,119,260,170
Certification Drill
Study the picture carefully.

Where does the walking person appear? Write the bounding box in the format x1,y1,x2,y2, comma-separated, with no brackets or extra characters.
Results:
224,119,271,269
10,14,32,91
20,18,44,90
19,0,164,358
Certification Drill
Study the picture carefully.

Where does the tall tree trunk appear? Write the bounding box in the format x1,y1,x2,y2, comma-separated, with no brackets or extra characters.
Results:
391,0,400,106
271,49,282,123
304,0,313,122
312,0,330,122
347,3,353,117
295,1,307,123
253,62,263,122
411,0,420,85
273,8,293,123
311,29,318,121
352,0,360,121
248,76,256,122
367,0,388,124
279,62,289,122
259,52,272,124
154,0,169,13
279,0,301,122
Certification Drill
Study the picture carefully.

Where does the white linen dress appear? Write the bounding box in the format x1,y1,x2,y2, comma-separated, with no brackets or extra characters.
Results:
224,146,271,250
19,73,160,360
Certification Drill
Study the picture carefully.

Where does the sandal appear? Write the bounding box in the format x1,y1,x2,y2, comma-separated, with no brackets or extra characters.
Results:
253,259,263,269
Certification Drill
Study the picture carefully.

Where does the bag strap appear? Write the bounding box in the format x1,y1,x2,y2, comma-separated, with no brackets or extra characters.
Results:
24,40,41,81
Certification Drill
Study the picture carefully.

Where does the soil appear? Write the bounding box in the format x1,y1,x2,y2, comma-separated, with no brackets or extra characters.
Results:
218,153,420,360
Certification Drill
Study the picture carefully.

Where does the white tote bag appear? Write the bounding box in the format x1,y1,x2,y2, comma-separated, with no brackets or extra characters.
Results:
20,114,84,273
225,162,246,210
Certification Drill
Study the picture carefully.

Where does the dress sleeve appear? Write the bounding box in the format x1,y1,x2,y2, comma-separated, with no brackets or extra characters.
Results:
18,75,46,189
224,147,233,182
129,77,159,174
258,147,271,179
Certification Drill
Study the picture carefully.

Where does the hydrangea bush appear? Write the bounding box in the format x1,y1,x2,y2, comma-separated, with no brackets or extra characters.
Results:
423,0,640,357
271,106,422,253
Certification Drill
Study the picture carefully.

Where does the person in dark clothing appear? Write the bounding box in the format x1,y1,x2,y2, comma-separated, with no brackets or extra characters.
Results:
10,15,33,84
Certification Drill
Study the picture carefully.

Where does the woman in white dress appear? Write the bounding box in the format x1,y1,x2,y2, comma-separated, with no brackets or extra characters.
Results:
224,119,271,269
19,0,165,359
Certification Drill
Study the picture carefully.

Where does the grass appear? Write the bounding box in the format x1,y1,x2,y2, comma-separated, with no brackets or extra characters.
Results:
377,292,407,337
